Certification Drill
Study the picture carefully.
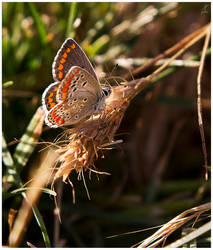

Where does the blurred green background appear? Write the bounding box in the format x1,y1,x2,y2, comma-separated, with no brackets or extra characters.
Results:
2,2,210,247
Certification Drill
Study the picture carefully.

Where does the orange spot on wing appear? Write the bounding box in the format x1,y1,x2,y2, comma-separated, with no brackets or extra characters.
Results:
58,71,63,79
63,52,68,58
62,93,67,99
66,79,71,84
64,82,70,88
48,92,54,97
48,97,53,102
75,68,79,74
70,74,74,79
56,117,60,123
59,119,64,125
50,103,56,109
51,110,56,118
62,87,68,93
54,87,58,91
60,58,66,64
71,43,76,49
66,48,71,53
58,64,64,70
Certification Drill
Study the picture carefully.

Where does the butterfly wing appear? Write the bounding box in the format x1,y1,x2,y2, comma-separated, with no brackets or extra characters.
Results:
42,82,59,113
56,66,102,103
52,38,98,82
45,94,102,128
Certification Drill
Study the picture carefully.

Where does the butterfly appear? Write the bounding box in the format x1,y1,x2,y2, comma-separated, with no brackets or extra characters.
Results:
42,38,110,128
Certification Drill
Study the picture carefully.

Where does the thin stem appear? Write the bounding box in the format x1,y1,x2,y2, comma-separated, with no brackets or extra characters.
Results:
196,26,210,180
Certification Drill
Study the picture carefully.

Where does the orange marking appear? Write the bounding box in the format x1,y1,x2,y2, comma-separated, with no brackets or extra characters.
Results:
54,87,58,91
62,93,67,99
48,97,53,103
71,43,76,49
58,71,63,79
66,79,71,84
56,117,60,123
59,119,64,125
57,104,62,109
60,58,66,64
69,74,74,79
64,82,70,88
51,111,56,118
58,64,64,70
50,103,56,109
62,88,67,93
63,52,68,58
75,68,79,74
66,48,71,53
48,92,54,97
62,87,68,93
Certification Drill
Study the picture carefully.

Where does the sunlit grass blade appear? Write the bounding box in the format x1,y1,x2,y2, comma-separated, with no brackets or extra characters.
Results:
28,2,51,60
13,107,44,172
11,187,57,196
2,133,21,187
66,2,78,38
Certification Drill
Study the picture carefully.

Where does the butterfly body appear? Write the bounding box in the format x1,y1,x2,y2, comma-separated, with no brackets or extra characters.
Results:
42,39,110,128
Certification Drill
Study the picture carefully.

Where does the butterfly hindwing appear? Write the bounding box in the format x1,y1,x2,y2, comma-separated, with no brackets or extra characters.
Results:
56,66,102,102
46,95,102,128
42,82,60,112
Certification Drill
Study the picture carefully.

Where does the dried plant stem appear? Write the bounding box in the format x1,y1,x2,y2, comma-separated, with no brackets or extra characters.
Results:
54,181,63,247
137,202,210,248
125,22,210,79
165,222,211,248
196,26,210,181
9,149,57,247
147,25,209,82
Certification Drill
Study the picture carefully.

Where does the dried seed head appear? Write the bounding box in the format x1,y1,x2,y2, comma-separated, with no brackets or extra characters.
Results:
52,78,148,185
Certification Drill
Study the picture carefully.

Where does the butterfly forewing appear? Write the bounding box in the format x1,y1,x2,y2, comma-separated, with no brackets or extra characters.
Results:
52,38,98,82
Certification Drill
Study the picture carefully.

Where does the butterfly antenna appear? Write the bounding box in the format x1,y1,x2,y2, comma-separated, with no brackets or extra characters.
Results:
109,63,119,77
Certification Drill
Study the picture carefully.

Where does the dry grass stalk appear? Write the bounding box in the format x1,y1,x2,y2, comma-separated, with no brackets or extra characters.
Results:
124,22,210,80
9,149,57,247
196,25,211,180
137,202,210,248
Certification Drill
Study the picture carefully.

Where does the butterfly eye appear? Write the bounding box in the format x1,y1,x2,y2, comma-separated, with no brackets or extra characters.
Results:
74,114,79,119
83,98,88,102
81,74,84,78
82,81,87,87
73,88,77,92
73,98,77,102
102,88,111,97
